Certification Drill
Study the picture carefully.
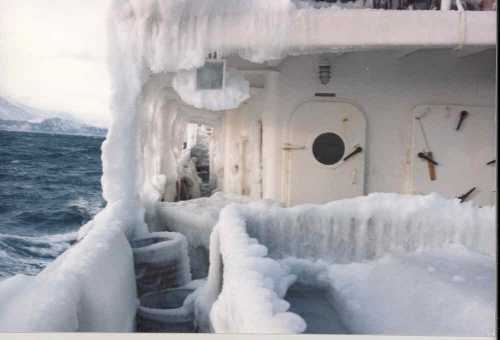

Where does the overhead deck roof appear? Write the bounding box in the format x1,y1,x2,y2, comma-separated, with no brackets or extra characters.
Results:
250,10,497,52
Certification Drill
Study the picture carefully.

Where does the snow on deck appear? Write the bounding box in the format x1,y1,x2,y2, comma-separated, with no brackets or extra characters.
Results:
283,245,495,335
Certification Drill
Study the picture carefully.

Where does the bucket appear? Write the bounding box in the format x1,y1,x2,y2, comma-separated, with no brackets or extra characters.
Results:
137,288,196,332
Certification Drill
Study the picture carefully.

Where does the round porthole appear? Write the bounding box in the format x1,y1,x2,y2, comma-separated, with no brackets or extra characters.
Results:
312,132,345,166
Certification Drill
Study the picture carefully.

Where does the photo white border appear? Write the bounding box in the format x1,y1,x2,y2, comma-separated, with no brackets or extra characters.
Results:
0,334,496,340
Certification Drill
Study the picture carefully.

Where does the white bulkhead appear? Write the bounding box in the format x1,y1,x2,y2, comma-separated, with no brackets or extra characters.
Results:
117,7,497,208
207,49,496,206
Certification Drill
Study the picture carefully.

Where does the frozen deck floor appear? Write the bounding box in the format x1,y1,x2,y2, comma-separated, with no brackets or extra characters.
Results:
285,284,349,334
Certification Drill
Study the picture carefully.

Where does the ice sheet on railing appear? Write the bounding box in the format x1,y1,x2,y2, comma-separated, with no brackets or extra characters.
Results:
243,193,495,262
155,192,263,249
195,203,305,333
282,244,495,336
0,221,136,332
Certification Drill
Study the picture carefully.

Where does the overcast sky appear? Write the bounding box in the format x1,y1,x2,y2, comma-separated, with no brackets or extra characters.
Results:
0,0,111,127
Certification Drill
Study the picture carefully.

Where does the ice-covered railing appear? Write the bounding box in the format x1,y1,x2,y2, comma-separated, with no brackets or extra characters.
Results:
243,193,495,262
0,217,137,332
154,193,256,250
194,202,305,333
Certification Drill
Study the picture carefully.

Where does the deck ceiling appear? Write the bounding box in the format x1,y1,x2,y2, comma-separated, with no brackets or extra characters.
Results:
282,10,496,49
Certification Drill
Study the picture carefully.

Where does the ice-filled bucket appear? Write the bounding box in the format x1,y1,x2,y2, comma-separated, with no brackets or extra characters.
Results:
137,288,196,332
131,232,191,296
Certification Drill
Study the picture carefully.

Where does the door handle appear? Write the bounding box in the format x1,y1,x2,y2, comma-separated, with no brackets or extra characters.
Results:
343,146,363,161
457,187,476,203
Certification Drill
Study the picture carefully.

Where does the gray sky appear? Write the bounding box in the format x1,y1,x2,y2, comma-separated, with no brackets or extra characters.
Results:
0,0,111,127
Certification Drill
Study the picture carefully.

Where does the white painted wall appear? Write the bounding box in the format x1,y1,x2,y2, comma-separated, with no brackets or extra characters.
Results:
222,89,265,198
411,104,495,206
220,48,496,205
137,48,495,207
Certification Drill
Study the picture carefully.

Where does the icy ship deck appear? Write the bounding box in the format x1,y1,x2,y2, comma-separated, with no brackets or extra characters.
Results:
285,283,348,334
149,192,495,335
0,193,495,335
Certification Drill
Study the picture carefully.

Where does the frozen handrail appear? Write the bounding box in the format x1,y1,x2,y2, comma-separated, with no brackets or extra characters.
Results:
0,222,137,332
195,204,305,333
242,193,495,262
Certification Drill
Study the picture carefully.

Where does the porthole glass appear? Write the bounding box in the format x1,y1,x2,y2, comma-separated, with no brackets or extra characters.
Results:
312,132,345,165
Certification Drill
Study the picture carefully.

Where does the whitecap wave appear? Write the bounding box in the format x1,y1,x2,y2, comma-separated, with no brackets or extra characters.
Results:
67,197,103,217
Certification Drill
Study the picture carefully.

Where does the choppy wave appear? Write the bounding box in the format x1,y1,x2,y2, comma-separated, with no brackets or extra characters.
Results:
0,231,77,279
0,130,104,279
67,197,104,219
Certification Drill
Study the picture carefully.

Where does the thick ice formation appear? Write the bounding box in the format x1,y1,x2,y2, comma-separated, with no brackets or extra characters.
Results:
196,193,495,335
243,193,495,262
172,68,250,111
196,203,305,333
155,193,262,279
0,220,136,332
132,231,192,288
155,192,257,249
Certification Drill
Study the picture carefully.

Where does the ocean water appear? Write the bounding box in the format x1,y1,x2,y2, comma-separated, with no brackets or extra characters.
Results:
0,130,105,279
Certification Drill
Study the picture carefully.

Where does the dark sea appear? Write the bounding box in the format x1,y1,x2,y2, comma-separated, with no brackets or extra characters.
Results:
0,130,105,279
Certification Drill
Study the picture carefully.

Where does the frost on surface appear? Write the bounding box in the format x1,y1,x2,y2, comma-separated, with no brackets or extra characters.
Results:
173,68,250,111
0,221,137,332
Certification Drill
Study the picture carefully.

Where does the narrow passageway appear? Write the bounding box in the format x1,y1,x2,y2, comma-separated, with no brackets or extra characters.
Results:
179,123,216,200
285,283,349,334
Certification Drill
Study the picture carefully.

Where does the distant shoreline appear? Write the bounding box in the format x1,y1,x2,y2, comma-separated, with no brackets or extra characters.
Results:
0,128,106,139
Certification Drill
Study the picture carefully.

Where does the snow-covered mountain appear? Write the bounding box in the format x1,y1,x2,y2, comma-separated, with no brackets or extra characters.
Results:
0,117,107,137
0,97,107,137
